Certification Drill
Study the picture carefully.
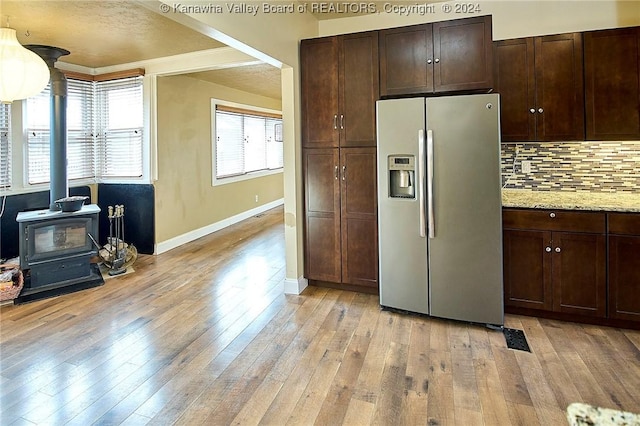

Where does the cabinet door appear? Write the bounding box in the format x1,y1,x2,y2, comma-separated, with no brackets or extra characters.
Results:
304,149,341,282
340,148,378,288
379,23,433,96
339,31,379,147
552,232,606,317
535,33,585,141
433,15,493,92
494,38,536,141
584,27,640,140
609,235,640,321
301,38,339,148
503,229,553,311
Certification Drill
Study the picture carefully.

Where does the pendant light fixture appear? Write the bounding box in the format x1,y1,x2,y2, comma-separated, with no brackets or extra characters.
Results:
0,27,50,104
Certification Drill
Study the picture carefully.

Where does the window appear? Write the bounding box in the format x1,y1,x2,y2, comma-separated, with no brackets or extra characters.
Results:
0,103,10,189
25,75,143,185
213,100,283,183
95,76,143,178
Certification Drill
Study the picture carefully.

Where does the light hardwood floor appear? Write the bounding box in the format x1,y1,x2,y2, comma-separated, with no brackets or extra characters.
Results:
1,205,640,425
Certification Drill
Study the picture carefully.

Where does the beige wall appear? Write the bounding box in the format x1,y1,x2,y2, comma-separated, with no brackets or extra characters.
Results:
155,74,283,243
160,3,317,284
319,1,640,38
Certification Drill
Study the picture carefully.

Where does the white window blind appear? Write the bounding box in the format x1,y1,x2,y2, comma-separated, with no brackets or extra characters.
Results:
95,76,143,178
27,80,96,184
214,105,283,180
25,75,143,184
0,103,10,188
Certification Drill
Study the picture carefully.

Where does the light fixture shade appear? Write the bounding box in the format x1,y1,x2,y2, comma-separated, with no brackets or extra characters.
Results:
0,28,50,104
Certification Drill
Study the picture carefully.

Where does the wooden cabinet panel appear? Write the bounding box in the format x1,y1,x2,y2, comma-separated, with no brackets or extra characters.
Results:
304,149,341,282
609,212,640,235
303,148,378,290
584,27,640,140
535,33,585,141
502,209,605,233
341,148,378,287
503,229,553,311
494,38,536,141
609,235,640,321
301,38,339,149
494,33,584,142
380,15,493,97
339,32,379,147
433,16,493,92
379,24,433,96
502,208,606,318
552,232,606,317
301,33,379,149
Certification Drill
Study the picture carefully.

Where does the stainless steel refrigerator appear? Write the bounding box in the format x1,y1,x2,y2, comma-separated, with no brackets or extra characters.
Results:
376,94,503,326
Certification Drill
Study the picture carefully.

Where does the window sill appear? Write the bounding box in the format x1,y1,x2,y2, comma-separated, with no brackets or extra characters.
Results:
213,168,282,187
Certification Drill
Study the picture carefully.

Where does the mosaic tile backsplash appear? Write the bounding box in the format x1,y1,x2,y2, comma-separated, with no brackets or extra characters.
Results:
501,141,640,193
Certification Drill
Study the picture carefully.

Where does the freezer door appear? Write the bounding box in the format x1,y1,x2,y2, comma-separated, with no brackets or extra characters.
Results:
376,98,429,315
426,94,504,326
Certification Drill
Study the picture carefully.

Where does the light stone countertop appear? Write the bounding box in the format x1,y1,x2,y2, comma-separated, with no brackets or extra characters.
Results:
502,189,640,213
566,402,640,425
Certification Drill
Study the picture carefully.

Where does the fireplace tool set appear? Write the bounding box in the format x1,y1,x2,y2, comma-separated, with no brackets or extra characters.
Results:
99,205,137,276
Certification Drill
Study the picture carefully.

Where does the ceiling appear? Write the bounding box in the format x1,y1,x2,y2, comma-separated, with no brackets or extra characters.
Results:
0,0,284,99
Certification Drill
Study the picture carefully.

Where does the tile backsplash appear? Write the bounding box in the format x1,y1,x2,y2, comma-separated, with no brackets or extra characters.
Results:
501,141,640,193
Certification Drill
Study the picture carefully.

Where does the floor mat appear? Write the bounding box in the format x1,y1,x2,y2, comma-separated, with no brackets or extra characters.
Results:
503,327,531,352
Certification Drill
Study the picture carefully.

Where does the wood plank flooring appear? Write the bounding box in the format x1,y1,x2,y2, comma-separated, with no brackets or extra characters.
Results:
2,205,640,425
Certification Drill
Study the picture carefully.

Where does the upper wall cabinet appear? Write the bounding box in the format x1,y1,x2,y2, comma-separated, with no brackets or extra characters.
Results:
379,15,493,97
300,32,379,149
494,33,585,142
584,27,640,140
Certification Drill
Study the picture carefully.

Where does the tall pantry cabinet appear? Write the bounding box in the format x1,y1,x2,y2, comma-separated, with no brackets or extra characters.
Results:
301,32,379,291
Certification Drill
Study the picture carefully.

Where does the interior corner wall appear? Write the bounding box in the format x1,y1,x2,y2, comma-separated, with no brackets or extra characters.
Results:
154,75,284,245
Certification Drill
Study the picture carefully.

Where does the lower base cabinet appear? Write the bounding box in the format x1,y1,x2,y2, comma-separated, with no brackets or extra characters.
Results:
503,209,607,318
608,213,640,321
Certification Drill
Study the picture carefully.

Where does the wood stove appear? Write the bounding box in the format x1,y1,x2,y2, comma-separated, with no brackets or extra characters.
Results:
17,204,102,296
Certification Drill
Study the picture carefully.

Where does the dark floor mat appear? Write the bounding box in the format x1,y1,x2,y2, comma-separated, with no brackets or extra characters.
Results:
503,328,531,352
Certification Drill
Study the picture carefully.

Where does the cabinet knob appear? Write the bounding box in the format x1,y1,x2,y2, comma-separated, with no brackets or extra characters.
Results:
538,108,544,113
333,114,338,130
334,165,339,180
434,58,440,63
340,114,344,130
342,165,346,181
549,212,556,218
427,59,433,64
555,247,561,253
530,108,536,114
545,247,552,252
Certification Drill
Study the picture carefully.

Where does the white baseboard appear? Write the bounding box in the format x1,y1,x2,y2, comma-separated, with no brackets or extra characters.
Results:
155,198,284,254
284,275,308,295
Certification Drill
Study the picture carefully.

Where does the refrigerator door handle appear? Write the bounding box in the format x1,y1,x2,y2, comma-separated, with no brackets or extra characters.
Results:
418,129,426,238
427,129,435,239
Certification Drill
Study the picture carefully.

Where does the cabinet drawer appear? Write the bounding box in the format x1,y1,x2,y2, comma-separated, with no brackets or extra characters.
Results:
609,213,640,236
503,209,605,233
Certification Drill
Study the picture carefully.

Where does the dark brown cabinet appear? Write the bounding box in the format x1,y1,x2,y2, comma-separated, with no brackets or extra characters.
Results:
301,32,379,149
303,149,341,282
584,27,640,140
303,148,378,289
494,33,585,141
608,213,640,321
503,209,606,318
379,15,493,97
301,32,379,291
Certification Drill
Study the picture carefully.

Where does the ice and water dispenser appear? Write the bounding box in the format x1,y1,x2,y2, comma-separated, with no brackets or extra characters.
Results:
388,155,416,199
